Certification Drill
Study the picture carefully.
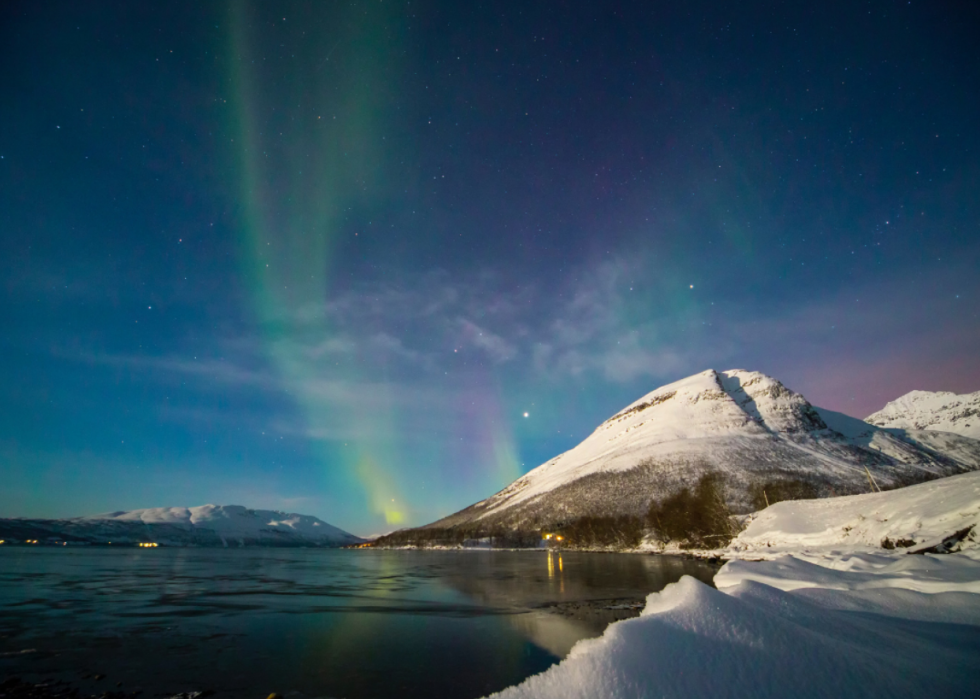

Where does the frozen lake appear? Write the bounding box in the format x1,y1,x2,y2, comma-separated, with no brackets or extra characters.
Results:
0,547,717,698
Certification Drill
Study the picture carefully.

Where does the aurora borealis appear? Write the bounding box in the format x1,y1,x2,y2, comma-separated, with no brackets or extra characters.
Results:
2,1,979,534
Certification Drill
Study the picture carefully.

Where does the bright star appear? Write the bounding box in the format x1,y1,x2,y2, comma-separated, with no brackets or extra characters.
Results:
523,412,529,418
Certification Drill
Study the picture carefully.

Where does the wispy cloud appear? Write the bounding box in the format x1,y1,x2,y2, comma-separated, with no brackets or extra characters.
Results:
457,319,518,363
78,352,279,390
68,257,704,401
56,252,980,436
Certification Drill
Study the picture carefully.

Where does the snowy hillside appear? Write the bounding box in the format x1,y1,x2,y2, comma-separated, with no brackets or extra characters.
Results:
726,468,980,558
866,389,980,440
427,369,980,532
0,504,363,547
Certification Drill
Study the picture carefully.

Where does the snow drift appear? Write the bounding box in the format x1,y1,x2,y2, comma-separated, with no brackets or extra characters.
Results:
486,573,980,699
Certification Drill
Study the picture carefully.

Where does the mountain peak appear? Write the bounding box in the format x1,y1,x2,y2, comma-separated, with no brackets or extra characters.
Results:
866,389,980,440
423,368,980,534
603,368,823,439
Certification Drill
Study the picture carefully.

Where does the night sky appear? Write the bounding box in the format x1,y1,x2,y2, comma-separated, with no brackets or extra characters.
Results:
2,1,979,534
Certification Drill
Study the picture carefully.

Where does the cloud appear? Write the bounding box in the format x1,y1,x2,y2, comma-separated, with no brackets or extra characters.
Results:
70,256,699,399
458,319,518,362
74,250,977,447
600,341,687,382
75,351,279,390
302,336,358,358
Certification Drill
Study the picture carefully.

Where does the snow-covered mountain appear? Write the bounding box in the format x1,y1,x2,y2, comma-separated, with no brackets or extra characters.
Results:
0,504,363,547
425,369,980,532
865,389,980,440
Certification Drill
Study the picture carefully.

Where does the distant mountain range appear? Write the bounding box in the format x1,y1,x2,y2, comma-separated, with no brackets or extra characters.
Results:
394,369,980,540
0,504,363,547
866,389,980,440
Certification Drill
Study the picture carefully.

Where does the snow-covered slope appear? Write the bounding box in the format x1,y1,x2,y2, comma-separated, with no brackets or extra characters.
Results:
866,389,980,440
0,504,363,547
726,469,980,558
427,369,980,532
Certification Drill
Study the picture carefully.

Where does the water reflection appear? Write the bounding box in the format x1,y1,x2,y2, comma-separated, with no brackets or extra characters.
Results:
546,551,564,590
0,548,717,699
439,550,717,659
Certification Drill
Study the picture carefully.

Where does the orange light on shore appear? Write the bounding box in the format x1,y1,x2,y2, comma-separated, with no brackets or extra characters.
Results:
138,542,159,548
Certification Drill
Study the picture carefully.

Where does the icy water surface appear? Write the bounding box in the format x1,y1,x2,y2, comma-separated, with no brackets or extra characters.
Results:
0,548,717,698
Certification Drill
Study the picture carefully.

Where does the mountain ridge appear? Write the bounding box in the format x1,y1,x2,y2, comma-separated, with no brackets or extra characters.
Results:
866,389,980,440
0,504,364,547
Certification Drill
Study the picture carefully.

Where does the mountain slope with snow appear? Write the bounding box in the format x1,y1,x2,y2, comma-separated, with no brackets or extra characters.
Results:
726,468,980,558
426,369,980,532
0,504,363,547
865,389,980,440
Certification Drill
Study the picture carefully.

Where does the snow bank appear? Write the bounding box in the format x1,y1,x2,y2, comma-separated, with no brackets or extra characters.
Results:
486,572,980,699
717,550,980,594
727,469,980,557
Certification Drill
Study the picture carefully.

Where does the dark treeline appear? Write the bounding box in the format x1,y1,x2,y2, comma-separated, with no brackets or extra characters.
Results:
374,473,823,551
747,479,819,511
646,473,737,549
